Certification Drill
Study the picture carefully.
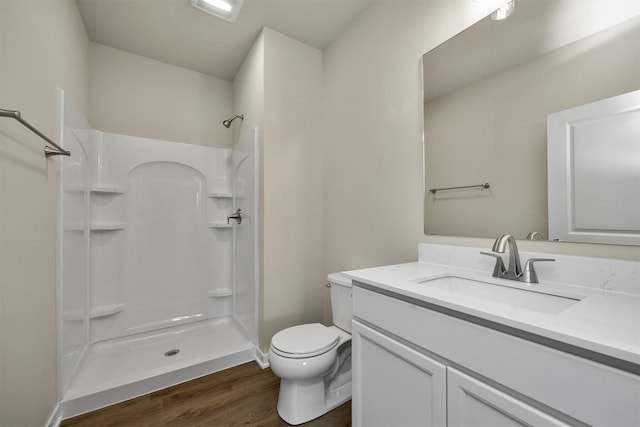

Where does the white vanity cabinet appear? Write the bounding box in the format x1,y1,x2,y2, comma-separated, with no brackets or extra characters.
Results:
353,320,569,427
447,368,569,427
352,285,640,427
352,321,447,426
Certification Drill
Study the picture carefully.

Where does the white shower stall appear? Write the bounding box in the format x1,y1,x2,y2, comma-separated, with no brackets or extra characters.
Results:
56,91,259,418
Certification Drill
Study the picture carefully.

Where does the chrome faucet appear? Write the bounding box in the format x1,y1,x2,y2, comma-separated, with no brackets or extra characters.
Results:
227,208,242,225
481,234,554,283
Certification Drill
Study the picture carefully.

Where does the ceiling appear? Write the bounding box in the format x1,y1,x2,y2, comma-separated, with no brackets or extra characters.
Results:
76,0,372,81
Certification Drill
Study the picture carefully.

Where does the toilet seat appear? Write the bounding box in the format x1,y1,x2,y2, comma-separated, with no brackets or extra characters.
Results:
271,323,339,359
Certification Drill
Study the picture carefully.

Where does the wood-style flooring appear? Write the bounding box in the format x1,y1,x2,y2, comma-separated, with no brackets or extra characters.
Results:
61,361,351,427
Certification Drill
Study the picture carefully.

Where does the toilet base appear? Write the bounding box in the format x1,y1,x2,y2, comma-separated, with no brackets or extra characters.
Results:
271,326,352,425
277,377,351,425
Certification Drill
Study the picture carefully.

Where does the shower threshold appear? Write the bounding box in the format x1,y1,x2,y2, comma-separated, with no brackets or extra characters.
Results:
60,316,255,419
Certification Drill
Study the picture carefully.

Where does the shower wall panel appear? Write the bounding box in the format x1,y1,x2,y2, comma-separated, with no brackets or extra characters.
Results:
127,161,208,332
58,92,92,399
232,129,259,343
85,133,235,343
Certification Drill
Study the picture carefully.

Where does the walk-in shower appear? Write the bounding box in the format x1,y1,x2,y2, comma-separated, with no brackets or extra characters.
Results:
55,91,259,419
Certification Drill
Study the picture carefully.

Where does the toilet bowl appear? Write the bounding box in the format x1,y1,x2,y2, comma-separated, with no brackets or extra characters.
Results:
268,273,353,425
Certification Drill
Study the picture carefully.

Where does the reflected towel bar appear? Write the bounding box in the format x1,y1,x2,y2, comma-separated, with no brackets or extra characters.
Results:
429,182,490,194
0,108,70,157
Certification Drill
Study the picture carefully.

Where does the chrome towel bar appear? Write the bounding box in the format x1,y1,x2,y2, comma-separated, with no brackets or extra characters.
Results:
429,182,490,194
0,108,70,157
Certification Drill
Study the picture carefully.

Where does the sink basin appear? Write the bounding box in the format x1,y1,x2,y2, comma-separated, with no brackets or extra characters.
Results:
413,275,584,315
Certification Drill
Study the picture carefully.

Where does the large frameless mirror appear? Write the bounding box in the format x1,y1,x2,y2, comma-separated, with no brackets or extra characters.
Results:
422,0,640,244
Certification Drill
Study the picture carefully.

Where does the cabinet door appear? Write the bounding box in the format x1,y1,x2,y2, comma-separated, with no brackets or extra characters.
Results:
447,368,570,427
352,321,446,427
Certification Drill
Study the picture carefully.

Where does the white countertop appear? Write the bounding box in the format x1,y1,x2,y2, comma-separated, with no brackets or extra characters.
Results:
344,259,640,367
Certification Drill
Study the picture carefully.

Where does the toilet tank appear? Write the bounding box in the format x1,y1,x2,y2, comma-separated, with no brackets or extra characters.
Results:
328,273,353,333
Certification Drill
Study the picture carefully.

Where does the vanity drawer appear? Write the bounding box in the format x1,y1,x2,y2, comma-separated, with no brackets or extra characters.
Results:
353,285,640,426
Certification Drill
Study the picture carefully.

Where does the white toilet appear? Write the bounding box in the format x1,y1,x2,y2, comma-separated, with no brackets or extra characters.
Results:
269,272,353,425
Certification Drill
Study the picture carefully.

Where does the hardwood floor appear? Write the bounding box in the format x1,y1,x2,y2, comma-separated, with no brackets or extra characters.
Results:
61,362,351,427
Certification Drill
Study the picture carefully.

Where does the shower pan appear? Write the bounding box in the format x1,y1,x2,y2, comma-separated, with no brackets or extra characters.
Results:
55,91,259,420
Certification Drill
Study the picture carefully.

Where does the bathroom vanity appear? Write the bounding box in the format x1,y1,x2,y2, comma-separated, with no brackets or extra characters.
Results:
345,244,640,426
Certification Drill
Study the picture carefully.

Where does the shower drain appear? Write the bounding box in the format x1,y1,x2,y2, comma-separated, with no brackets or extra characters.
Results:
164,349,180,357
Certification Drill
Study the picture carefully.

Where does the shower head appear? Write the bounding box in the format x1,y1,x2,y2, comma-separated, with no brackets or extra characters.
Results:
223,114,244,128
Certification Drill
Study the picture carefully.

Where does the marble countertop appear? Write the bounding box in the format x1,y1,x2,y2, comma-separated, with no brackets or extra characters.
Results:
344,260,640,367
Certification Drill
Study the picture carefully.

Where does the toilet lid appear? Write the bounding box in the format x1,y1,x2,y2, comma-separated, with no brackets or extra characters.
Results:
271,323,339,358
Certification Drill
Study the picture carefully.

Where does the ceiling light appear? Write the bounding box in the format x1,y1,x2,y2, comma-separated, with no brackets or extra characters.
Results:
491,0,515,21
190,0,243,23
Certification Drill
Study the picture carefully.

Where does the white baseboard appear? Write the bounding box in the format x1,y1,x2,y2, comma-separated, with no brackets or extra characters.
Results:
254,348,270,368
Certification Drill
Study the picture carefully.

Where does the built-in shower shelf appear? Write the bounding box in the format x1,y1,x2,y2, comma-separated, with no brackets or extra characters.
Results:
90,303,126,318
64,223,126,231
63,303,126,321
208,192,232,198
90,223,126,231
64,185,125,194
208,223,232,229
208,289,233,298
90,186,125,195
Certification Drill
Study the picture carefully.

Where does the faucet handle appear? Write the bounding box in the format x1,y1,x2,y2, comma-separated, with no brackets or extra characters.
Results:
526,231,544,240
480,251,506,278
521,258,555,283
227,208,242,224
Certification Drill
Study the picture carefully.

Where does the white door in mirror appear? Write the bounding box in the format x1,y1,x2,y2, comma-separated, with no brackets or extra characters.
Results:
548,89,640,245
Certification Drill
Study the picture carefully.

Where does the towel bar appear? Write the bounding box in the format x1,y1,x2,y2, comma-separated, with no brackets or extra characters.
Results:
0,108,70,157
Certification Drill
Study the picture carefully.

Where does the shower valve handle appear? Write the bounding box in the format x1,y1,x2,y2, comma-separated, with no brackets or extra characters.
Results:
227,208,242,225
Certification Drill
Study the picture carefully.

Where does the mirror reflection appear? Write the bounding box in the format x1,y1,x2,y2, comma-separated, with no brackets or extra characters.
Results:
423,0,640,242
